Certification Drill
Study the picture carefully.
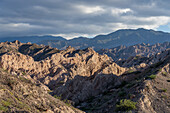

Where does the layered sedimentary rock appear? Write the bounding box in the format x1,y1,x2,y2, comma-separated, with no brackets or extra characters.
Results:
0,41,126,91
98,42,170,61
0,41,169,113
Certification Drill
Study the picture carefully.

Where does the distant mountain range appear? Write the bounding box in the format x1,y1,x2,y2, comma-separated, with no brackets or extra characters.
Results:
0,35,66,43
37,28,170,50
0,28,170,50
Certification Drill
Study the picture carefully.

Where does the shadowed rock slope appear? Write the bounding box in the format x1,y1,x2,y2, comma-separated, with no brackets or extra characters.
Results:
56,49,170,113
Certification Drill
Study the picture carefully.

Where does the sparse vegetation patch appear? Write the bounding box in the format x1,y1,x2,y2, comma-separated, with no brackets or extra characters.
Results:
116,99,137,112
146,74,156,79
0,105,8,112
161,88,167,92
162,72,168,76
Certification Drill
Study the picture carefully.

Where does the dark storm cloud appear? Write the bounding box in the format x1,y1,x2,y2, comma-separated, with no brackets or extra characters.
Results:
0,0,170,38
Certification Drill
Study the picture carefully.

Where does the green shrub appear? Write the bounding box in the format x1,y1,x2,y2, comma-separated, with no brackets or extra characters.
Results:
59,80,64,84
1,100,11,107
128,70,134,73
54,95,62,100
3,68,8,73
146,74,156,79
162,72,168,76
161,95,168,99
0,105,8,112
22,72,26,75
116,99,137,112
133,57,137,60
19,76,31,83
161,88,167,92
53,95,72,106
63,99,72,106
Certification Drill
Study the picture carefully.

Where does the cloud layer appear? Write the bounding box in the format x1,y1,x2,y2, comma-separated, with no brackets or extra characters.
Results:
0,0,170,39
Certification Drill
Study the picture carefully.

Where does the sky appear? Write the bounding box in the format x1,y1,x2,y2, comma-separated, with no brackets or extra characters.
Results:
0,0,170,39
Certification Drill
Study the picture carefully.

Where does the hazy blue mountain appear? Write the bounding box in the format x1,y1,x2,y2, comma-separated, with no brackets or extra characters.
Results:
1,28,170,50
0,35,66,43
37,28,170,50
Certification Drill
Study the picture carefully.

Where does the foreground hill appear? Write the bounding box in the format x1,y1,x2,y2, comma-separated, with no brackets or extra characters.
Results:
0,41,169,113
37,28,170,50
0,68,83,113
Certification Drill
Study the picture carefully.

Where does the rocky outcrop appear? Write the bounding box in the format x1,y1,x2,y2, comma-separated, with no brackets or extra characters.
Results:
0,41,127,112
0,41,169,113
117,48,170,69
0,68,83,113
74,49,170,113
0,41,126,91
137,63,170,113
53,74,120,104
98,42,170,61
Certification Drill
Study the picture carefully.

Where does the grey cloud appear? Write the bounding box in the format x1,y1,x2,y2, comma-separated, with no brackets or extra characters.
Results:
0,0,169,38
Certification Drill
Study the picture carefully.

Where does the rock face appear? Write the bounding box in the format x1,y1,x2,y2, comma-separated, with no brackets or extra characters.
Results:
53,74,120,104
136,56,170,113
0,40,169,113
98,42,170,61
74,49,170,113
0,68,83,113
117,48,170,69
0,41,125,92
